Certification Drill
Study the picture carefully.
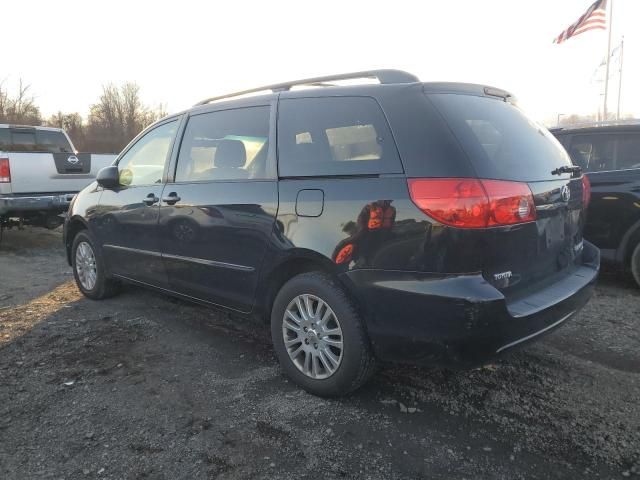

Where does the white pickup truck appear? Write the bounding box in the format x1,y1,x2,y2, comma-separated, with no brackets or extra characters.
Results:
0,124,116,233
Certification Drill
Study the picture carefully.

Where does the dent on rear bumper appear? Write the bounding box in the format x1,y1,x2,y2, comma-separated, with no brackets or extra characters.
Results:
342,241,600,368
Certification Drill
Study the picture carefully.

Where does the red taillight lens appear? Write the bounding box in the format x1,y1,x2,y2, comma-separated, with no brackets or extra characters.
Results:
582,175,591,207
408,178,536,228
335,243,354,264
407,178,488,228
0,157,10,183
483,179,536,226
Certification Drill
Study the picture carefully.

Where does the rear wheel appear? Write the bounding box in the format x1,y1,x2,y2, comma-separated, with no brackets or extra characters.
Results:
72,231,119,300
631,242,640,289
271,271,375,396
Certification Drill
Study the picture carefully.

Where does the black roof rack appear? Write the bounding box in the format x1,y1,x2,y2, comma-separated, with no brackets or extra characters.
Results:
194,69,419,106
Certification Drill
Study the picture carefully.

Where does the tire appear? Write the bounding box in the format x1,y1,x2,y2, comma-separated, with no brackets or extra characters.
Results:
271,271,375,396
631,242,640,289
71,230,119,300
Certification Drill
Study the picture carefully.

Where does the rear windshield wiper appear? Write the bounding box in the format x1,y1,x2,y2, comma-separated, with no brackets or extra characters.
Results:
551,165,582,176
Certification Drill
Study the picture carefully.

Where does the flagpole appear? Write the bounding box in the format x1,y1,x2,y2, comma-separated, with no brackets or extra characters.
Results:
603,0,614,121
616,36,624,120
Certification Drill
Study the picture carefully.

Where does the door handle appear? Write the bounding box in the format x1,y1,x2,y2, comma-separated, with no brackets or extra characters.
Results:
142,193,159,206
162,192,181,205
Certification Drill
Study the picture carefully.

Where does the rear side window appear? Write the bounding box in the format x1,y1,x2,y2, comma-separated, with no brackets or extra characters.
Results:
10,130,36,150
0,129,73,153
35,130,74,153
175,106,270,182
569,133,640,172
277,97,402,177
617,135,640,170
429,94,571,182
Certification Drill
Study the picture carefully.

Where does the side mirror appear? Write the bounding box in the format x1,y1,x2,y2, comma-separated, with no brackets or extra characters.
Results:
96,165,119,189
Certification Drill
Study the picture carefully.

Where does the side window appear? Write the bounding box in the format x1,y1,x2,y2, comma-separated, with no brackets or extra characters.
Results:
0,129,10,148
615,134,640,170
9,130,37,151
35,130,74,153
569,135,615,172
117,120,178,186
277,97,402,177
174,106,270,182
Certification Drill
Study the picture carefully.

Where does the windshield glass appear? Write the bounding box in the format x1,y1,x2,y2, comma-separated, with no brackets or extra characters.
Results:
428,93,571,182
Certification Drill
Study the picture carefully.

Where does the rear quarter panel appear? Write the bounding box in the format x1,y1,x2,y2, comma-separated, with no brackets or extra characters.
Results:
272,177,427,272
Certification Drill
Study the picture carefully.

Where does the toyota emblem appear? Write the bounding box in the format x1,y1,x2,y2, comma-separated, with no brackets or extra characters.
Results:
67,155,80,165
561,184,571,202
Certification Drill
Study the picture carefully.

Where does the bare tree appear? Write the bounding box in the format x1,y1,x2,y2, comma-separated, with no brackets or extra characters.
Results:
0,81,8,121
86,82,163,153
4,79,164,153
0,79,42,125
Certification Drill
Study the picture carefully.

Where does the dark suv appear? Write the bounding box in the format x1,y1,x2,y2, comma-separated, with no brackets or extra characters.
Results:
552,123,640,287
64,70,599,396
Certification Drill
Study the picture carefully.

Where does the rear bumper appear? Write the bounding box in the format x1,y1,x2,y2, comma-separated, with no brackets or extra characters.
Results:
0,193,76,216
343,241,600,368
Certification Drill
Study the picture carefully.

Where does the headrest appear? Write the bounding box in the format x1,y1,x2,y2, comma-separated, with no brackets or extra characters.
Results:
214,139,246,168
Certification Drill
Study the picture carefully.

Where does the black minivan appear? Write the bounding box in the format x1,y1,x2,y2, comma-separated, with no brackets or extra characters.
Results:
64,70,599,396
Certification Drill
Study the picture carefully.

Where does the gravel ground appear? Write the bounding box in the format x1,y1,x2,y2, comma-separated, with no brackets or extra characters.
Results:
0,227,639,480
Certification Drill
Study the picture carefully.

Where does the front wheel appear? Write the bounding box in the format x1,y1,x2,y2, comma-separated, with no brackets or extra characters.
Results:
71,230,119,300
271,272,375,396
631,242,640,289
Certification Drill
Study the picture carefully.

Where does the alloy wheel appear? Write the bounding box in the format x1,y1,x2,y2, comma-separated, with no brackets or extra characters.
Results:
75,241,97,290
282,294,343,380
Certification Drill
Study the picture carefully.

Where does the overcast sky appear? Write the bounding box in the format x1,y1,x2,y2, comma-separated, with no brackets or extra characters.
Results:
2,0,638,124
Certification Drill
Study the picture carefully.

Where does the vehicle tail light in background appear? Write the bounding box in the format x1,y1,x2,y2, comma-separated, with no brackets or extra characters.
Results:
582,175,591,207
407,178,536,228
0,157,10,183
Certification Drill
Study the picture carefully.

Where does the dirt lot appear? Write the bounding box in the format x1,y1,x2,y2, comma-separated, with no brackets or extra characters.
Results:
0,228,639,480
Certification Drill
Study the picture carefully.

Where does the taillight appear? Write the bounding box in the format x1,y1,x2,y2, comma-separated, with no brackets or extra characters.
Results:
408,178,536,228
0,157,10,183
335,244,354,264
582,175,591,207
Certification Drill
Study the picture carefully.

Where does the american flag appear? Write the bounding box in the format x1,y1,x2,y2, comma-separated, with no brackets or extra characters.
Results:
553,0,607,44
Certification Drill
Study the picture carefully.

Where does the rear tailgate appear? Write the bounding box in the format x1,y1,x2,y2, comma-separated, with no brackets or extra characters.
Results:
7,152,116,193
426,92,588,300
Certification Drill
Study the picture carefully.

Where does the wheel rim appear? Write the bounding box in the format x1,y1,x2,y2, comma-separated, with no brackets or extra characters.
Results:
75,241,97,290
282,294,343,380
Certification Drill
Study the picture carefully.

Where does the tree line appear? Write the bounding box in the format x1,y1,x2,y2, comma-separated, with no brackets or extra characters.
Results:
0,80,166,153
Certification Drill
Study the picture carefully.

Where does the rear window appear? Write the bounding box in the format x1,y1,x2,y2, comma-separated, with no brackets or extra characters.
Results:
35,130,74,153
429,94,571,182
277,97,402,177
0,128,10,149
0,128,73,153
569,133,640,172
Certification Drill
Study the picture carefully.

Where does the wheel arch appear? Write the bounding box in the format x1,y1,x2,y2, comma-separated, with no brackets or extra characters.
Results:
617,218,640,269
65,215,89,265
256,249,368,324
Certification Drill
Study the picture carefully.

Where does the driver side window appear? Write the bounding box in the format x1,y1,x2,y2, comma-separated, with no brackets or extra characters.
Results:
117,120,178,186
